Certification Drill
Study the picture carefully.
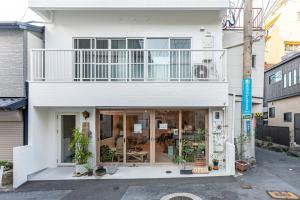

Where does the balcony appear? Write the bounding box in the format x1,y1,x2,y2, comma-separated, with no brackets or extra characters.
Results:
30,49,226,82
29,49,228,107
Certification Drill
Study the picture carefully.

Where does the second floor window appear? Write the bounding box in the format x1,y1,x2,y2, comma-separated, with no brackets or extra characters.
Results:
284,73,287,88
269,107,275,118
288,71,292,87
269,70,282,84
294,69,297,85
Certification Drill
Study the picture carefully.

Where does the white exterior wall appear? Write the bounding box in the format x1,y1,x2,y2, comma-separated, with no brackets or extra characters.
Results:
223,30,265,99
29,82,228,107
45,10,223,50
14,106,96,188
29,0,228,11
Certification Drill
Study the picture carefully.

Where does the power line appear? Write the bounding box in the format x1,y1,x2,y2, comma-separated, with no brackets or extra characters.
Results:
19,7,29,22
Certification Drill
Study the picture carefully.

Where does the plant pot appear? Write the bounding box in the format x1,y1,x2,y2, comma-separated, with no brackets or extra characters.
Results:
106,164,118,175
75,164,88,174
235,160,248,172
95,166,106,176
2,169,13,186
87,170,93,176
195,159,206,167
212,161,219,170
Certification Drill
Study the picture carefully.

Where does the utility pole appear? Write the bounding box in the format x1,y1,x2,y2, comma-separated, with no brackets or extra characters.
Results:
241,0,253,161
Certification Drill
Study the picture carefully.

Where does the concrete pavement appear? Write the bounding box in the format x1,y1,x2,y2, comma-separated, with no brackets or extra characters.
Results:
0,148,299,200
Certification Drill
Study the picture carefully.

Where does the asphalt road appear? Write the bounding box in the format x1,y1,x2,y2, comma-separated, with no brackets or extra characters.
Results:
0,148,299,200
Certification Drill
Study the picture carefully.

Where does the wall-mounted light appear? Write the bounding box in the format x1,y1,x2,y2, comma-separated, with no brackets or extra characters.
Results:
82,110,90,120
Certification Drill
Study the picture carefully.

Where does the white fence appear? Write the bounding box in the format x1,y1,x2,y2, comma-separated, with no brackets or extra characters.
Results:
30,49,226,82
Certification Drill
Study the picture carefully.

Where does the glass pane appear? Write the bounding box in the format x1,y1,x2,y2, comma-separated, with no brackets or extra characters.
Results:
75,39,91,49
100,111,124,163
111,39,126,49
182,110,207,164
147,38,169,49
61,115,76,163
170,39,191,49
126,111,150,163
148,51,169,81
128,39,144,49
155,111,179,163
96,40,109,49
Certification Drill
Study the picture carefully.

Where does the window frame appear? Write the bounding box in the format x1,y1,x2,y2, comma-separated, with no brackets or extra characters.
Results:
283,112,292,122
284,73,287,88
269,107,275,118
293,69,297,85
252,55,256,69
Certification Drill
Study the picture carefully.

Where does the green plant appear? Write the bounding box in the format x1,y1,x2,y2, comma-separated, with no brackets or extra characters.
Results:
0,160,13,171
266,136,273,147
69,128,92,165
208,165,212,171
84,163,92,172
182,139,196,162
173,155,186,169
236,134,249,161
196,128,206,142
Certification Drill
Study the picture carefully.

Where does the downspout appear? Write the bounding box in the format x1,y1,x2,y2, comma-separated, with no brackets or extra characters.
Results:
231,93,236,144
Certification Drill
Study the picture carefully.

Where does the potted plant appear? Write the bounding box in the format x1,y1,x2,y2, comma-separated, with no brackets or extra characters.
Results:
85,163,93,176
173,155,192,174
69,128,93,174
95,166,106,176
105,149,118,175
212,158,219,170
235,134,249,172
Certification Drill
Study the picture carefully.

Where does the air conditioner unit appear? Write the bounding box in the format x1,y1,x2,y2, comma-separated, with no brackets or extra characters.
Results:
193,59,213,79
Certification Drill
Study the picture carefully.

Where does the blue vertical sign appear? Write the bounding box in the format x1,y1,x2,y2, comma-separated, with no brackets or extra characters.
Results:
242,78,252,116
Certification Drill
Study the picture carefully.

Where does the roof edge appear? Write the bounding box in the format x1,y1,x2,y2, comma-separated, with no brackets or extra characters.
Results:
0,22,44,33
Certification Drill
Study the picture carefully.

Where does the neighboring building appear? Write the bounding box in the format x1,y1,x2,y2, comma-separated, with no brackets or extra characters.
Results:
264,52,300,146
12,0,264,188
0,22,43,161
264,0,300,69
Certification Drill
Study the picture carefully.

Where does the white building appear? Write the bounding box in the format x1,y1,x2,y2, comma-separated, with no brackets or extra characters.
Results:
13,0,264,188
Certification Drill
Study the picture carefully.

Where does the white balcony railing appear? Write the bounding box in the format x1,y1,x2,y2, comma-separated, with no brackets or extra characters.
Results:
30,49,226,82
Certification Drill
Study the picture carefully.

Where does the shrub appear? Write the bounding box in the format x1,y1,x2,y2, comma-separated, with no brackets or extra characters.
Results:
0,160,13,171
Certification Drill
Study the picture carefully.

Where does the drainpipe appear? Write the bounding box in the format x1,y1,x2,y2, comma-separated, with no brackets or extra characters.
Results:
231,93,236,144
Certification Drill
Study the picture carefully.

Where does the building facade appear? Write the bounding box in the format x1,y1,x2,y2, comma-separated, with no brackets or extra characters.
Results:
0,22,43,161
264,0,300,68
264,52,300,146
12,0,264,188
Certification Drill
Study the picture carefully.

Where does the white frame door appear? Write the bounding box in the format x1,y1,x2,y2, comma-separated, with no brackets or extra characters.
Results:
57,112,80,166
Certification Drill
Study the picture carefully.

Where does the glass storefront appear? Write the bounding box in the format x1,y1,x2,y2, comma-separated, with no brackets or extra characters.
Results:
98,109,207,165
99,111,124,163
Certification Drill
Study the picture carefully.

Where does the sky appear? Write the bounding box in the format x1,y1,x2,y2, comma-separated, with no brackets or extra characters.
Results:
0,0,42,22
